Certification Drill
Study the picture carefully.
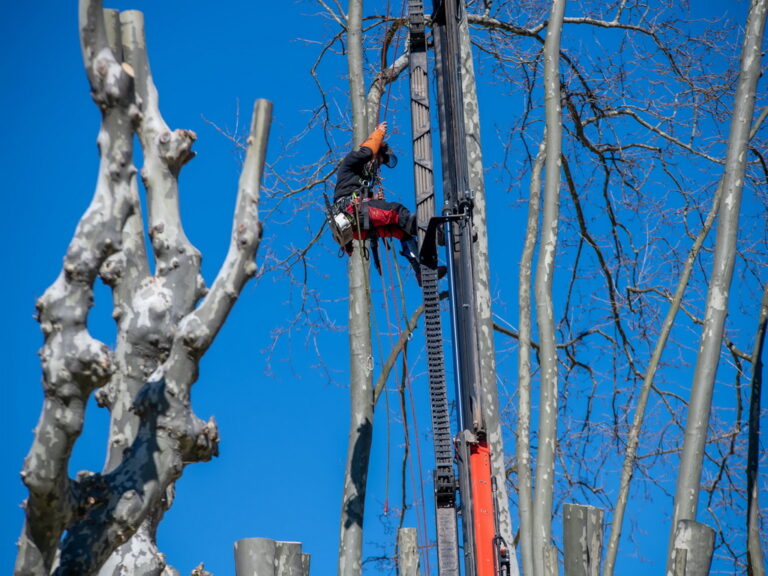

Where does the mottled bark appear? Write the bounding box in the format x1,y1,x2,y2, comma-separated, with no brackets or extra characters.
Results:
668,0,766,568
532,1,566,575
669,521,715,576
458,15,520,576
604,94,768,576
98,11,189,573
603,181,724,576
518,140,546,576
338,1,373,575
396,528,420,576
366,53,409,126
16,3,272,574
98,9,153,476
234,538,309,576
562,504,603,576
338,6,414,574
16,1,138,572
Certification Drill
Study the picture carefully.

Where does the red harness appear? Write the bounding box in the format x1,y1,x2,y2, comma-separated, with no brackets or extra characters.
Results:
346,199,406,241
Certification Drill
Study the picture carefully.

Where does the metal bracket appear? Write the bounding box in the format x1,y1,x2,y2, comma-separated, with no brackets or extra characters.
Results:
419,214,464,269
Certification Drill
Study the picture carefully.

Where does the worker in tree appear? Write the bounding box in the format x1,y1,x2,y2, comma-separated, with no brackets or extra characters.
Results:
333,121,423,282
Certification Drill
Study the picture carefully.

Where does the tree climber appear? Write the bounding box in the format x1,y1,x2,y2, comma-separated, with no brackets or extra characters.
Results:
332,121,424,283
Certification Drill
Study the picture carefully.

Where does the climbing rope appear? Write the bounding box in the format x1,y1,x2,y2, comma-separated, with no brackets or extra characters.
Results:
377,0,409,124
377,251,395,516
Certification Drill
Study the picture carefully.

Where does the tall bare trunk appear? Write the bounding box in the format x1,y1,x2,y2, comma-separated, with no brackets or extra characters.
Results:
668,0,767,569
603,180,723,576
518,139,546,576
532,2,566,575
338,1,374,575
605,94,768,576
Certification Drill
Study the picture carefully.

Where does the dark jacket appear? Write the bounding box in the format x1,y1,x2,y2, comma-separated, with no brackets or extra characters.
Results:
333,126,386,202
333,146,376,202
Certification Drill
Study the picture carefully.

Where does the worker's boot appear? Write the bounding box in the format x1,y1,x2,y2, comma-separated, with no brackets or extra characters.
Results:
400,237,422,286
398,210,418,237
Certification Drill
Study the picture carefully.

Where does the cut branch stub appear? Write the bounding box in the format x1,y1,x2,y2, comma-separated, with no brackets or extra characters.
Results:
159,128,198,173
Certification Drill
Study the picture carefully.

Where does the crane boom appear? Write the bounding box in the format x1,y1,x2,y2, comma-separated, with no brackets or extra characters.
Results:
407,2,461,573
408,1,511,574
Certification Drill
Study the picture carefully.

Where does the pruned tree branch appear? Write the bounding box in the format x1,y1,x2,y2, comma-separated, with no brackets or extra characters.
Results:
16,3,272,574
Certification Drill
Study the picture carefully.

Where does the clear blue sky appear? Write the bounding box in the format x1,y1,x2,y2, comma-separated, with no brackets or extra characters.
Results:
2,1,762,575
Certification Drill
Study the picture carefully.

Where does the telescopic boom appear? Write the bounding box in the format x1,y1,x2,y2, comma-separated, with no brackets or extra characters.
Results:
408,1,511,574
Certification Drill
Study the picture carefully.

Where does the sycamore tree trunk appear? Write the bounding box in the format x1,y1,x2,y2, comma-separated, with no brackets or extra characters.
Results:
605,103,768,576
458,14,520,576
16,3,271,575
338,1,374,575
518,139,546,576
532,1,566,575
603,178,725,576
667,0,767,570
337,4,413,573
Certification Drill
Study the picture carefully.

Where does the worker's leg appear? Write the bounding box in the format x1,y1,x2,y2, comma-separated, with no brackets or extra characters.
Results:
366,199,416,236
363,199,423,283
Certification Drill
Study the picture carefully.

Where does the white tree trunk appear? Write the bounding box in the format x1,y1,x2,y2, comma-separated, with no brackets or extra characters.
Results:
604,82,768,576
397,528,420,576
518,139,546,576
234,538,309,576
338,2,374,575
668,0,766,569
669,521,715,576
562,504,603,576
532,1,566,575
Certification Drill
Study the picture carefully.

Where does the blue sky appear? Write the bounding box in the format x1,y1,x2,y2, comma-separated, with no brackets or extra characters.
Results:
3,1,765,575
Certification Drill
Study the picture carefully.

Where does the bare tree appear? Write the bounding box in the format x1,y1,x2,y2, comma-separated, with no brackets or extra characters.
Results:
20,1,768,575
517,137,546,576
16,2,271,574
529,3,567,576
669,0,767,569
338,1,378,573
452,1,767,573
